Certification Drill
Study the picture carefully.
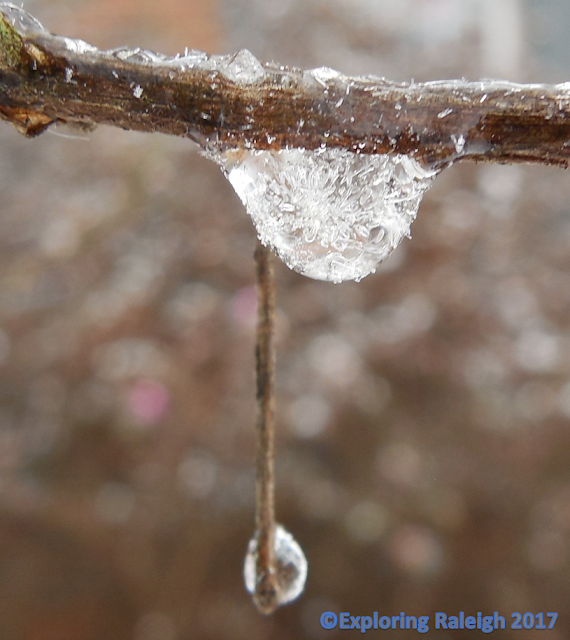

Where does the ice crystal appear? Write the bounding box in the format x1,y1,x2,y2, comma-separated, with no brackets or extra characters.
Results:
306,66,341,88
60,36,98,55
243,524,308,608
217,49,267,85
207,146,437,282
109,46,168,64
452,133,466,154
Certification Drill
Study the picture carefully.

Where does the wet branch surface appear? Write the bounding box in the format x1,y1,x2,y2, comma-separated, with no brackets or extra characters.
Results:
252,241,278,615
1,7,570,167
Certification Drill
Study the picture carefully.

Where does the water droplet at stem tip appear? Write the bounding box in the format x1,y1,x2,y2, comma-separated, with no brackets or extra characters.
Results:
243,242,307,614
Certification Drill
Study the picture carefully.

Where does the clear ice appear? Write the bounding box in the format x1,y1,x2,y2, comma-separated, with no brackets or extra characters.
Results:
207,146,438,283
1,2,46,34
217,49,267,84
243,524,308,608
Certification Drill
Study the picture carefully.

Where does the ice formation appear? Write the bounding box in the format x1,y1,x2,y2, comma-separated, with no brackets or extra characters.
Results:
243,524,308,607
8,2,564,284
208,146,438,282
0,2,439,283
0,2,46,35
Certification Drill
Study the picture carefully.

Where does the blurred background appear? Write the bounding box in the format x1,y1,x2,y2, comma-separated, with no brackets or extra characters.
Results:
1,0,570,638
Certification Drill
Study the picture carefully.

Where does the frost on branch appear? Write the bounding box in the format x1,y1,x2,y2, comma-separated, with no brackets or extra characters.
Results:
2,1,570,163
2,3,570,280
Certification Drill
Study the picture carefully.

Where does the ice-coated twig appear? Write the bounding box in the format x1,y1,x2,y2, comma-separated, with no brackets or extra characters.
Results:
245,242,308,613
252,240,278,614
2,3,570,168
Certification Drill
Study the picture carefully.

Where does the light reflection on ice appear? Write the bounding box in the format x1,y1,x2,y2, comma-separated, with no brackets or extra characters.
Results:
207,146,437,282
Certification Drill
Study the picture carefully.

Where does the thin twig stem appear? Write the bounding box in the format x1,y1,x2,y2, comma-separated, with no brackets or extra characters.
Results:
253,240,278,615
2,7,570,167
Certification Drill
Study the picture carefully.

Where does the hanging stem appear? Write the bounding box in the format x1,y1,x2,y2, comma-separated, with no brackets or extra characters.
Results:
252,239,279,615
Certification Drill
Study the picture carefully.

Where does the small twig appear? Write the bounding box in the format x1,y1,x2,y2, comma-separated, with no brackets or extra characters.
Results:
252,240,278,615
2,5,570,167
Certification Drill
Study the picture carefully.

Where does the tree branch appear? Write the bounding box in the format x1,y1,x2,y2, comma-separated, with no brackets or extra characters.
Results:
1,3,570,168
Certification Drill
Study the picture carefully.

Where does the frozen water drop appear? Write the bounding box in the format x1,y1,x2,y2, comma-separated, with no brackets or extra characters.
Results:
217,49,267,85
207,146,438,283
243,524,308,612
